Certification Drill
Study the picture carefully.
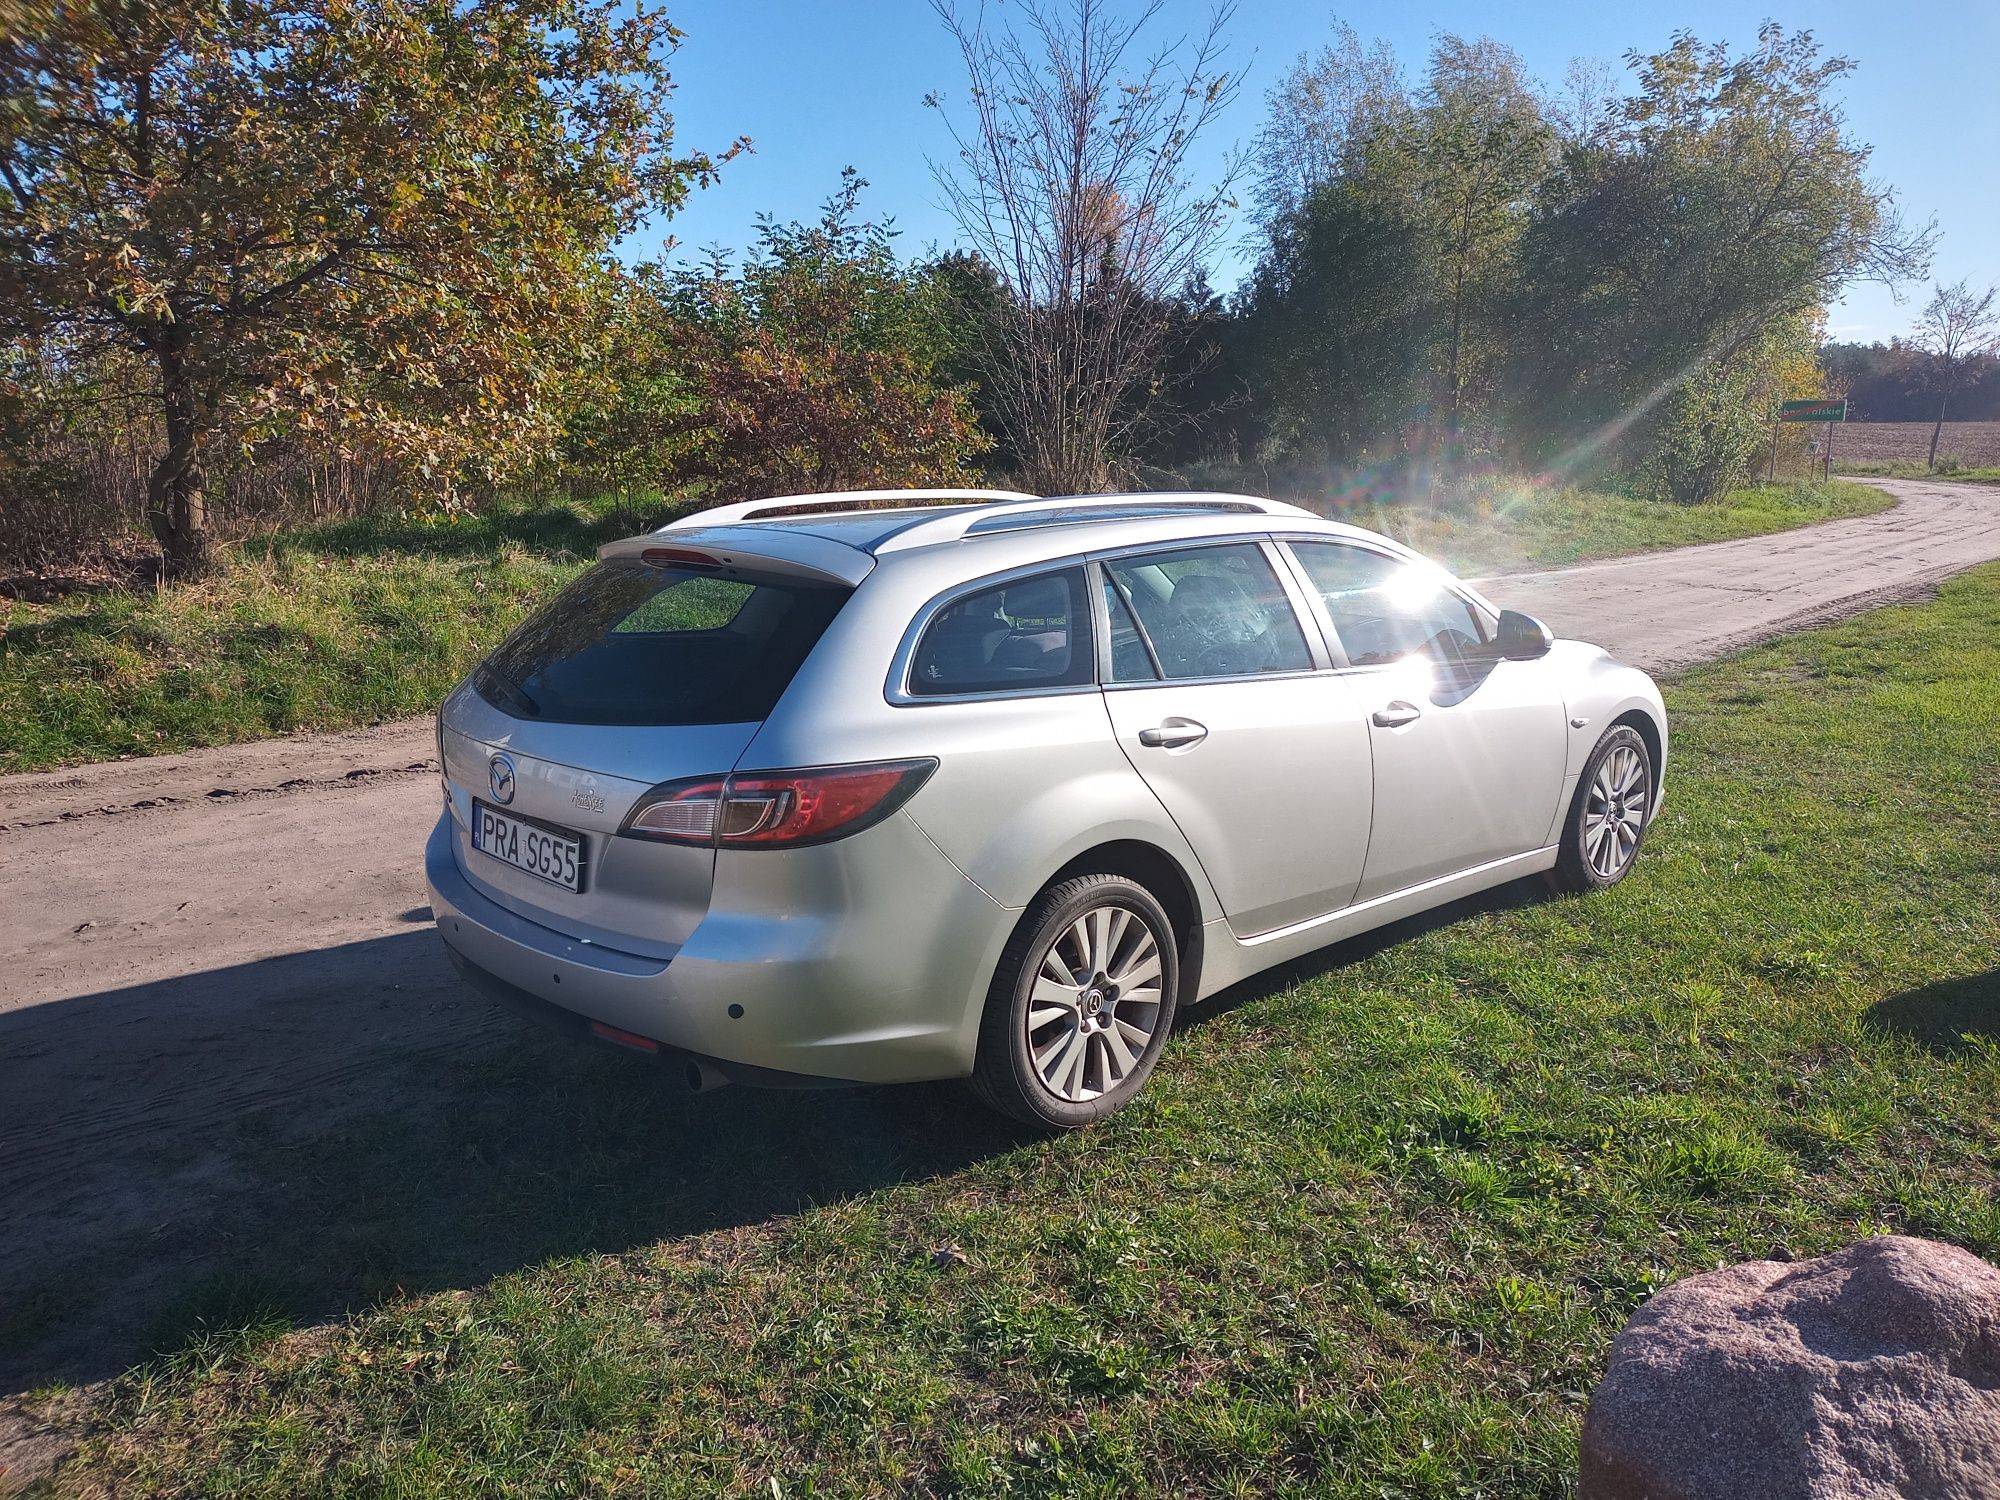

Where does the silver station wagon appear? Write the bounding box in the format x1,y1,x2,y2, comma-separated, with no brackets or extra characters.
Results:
426,489,1666,1126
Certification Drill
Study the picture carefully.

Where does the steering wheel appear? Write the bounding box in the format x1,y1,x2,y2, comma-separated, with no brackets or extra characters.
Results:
1421,627,1479,664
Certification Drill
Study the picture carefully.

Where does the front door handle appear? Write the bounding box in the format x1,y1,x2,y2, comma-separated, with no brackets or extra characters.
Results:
1138,718,1208,749
1372,700,1422,729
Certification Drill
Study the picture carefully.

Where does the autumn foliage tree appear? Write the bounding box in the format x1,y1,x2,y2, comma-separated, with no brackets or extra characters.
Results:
0,0,734,575
651,174,989,500
1506,26,1929,479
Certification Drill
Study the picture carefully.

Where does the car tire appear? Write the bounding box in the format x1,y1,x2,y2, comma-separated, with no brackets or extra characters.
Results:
970,873,1181,1129
1552,723,1655,894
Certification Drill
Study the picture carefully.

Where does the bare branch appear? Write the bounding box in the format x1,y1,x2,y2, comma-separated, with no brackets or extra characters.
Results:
928,0,1241,491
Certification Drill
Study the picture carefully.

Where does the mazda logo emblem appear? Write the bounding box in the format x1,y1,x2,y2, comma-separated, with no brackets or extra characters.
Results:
488,753,517,805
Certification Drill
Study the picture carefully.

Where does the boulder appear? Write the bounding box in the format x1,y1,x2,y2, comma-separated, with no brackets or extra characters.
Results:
1579,1235,2000,1499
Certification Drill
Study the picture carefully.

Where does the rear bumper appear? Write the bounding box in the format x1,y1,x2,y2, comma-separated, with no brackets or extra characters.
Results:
424,810,1011,1085
440,942,852,1088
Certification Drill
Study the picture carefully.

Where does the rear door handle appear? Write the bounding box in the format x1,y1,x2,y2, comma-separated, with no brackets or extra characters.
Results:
1372,701,1422,728
1138,718,1208,749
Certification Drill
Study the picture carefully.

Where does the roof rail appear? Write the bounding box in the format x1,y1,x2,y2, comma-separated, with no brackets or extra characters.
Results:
870,491,1318,553
659,488,1036,531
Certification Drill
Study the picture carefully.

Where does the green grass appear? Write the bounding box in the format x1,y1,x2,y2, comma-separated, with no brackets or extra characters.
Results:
24,565,2000,1497
1835,461,2000,484
1349,478,1892,576
0,479,1892,774
0,502,642,773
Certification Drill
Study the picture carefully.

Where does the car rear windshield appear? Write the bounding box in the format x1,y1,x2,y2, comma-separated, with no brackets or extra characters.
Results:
475,560,851,725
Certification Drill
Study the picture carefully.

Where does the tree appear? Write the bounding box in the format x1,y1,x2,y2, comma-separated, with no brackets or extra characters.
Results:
651,173,990,499
1909,280,2000,469
1245,20,1403,230
1126,272,1261,473
1414,38,1554,441
1820,337,2000,423
1242,29,1552,466
1241,178,1429,465
1646,312,1818,502
0,0,735,575
927,0,1242,493
923,247,1018,474
1506,26,1931,472
1546,56,1621,147
529,267,706,504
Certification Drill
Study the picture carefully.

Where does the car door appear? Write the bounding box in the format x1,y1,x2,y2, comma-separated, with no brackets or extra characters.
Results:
1283,539,1567,904
1096,539,1379,938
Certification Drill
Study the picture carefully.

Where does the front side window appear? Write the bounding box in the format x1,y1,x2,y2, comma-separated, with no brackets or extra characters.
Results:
1288,541,1486,667
909,567,1095,696
1104,543,1313,680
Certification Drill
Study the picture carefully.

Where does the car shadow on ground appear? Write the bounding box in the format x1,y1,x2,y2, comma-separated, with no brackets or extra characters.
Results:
1184,874,1560,1028
0,933,1035,1393
0,876,1559,1395
1862,969,2000,1055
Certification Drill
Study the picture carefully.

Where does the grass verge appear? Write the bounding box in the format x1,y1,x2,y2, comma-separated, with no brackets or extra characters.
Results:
1355,478,1891,576
0,480,1890,774
0,503,641,773
20,564,2000,1497
1835,461,2000,484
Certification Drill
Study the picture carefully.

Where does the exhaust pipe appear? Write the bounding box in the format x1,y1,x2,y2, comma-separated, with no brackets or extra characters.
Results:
683,1055,733,1093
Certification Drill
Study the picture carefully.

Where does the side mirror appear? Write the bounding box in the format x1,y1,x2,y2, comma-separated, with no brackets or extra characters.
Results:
1493,609,1554,661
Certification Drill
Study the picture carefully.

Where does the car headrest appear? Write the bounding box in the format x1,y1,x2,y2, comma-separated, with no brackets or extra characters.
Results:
1003,576,1069,623
932,600,1007,636
1169,572,1248,610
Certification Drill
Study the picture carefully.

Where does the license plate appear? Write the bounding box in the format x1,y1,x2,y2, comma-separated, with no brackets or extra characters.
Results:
472,800,583,892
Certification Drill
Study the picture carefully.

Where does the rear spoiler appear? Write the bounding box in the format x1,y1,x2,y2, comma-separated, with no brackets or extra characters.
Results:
596,526,875,588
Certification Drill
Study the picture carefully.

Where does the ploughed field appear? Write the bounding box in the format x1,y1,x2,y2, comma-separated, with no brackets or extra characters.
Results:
1833,420,2000,468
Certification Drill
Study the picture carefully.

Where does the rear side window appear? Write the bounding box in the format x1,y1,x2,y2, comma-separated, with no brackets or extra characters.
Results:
1104,543,1312,680
477,560,849,725
1102,574,1157,681
909,567,1095,696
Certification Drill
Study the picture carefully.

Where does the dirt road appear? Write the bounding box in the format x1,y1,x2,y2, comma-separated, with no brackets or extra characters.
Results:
1473,476,2000,670
2,475,1995,1396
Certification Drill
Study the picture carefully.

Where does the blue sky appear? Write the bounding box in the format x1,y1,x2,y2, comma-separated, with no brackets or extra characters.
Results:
647,1,1997,344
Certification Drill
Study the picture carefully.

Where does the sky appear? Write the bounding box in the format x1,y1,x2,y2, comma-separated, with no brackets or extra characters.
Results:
645,1,1998,345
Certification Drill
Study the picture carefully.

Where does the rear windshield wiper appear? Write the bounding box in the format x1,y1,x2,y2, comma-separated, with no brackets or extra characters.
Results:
477,663,541,717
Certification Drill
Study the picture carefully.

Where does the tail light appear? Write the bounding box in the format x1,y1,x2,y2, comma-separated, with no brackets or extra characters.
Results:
618,759,937,850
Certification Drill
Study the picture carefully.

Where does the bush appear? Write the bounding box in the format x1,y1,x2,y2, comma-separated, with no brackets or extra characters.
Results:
1645,362,1768,503
1643,316,1823,503
1,348,416,573
651,174,990,500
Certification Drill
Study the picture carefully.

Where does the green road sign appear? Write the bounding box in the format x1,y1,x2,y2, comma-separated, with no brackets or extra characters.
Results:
1778,398,1847,422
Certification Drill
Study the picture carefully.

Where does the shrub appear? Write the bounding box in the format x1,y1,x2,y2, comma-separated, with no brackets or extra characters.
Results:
1645,361,1768,503
650,174,990,500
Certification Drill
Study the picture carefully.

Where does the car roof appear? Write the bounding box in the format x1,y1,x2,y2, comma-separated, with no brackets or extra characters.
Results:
596,489,1429,589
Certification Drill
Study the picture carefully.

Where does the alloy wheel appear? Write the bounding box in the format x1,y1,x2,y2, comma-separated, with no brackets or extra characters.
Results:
1026,903,1165,1102
1582,743,1648,881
